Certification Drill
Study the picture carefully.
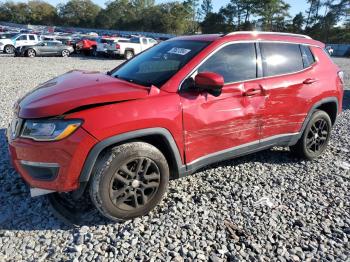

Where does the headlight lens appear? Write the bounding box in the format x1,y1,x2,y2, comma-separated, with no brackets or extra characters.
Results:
21,119,82,141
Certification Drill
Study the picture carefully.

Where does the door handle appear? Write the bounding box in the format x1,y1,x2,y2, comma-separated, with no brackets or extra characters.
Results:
243,84,265,96
303,78,318,85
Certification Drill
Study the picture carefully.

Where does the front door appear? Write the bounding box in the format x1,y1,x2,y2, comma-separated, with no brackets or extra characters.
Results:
180,42,266,169
14,35,28,47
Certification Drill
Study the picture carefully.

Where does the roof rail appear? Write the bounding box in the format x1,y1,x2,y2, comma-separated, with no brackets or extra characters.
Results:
225,31,312,39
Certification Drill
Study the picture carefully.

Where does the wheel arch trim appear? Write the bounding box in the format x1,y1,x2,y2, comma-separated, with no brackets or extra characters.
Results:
79,128,184,183
290,96,339,145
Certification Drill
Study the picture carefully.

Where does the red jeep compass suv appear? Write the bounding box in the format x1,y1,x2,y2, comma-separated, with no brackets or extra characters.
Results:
8,32,344,222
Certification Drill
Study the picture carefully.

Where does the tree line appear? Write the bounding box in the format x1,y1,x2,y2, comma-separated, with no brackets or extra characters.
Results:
0,0,349,42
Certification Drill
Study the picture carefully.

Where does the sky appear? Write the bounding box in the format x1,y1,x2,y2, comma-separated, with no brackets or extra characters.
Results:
45,0,309,16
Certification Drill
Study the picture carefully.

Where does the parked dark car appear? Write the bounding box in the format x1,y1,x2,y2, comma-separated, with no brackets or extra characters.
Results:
15,41,74,57
0,33,17,39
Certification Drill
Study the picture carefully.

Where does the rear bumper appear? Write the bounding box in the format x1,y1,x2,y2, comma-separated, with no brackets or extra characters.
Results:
8,127,98,192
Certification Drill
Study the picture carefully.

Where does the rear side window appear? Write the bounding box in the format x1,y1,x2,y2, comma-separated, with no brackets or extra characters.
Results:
29,35,35,41
261,43,304,77
198,43,257,83
142,38,147,45
300,45,315,68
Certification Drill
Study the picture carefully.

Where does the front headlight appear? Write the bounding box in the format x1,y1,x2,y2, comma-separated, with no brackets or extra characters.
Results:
21,119,82,141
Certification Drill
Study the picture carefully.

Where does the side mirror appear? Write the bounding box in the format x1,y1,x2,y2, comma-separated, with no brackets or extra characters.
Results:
194,72,224,97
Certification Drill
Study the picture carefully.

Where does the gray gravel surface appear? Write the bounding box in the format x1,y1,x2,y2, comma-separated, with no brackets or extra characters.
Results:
0,56,349,261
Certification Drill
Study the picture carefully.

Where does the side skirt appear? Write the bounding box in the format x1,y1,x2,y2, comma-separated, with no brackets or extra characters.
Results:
181,133,299,177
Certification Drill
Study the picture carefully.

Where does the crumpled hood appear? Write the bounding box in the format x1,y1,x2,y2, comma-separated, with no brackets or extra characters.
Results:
18,70,150,118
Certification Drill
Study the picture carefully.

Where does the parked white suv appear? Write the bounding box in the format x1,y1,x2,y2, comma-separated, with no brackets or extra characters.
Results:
0,34,39,54
107,37,157,59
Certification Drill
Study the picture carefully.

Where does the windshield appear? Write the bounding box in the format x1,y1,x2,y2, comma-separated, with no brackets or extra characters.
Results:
111,40,210,87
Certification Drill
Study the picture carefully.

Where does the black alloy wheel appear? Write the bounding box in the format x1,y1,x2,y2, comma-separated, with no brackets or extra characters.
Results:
290,110,332,160
109,157,160,211
90,142,169,221
305,118,329,155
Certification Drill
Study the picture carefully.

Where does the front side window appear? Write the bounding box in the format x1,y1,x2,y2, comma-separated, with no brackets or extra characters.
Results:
198,43,257,84
261,43,304,77
111,40,210,87
17,35,28,41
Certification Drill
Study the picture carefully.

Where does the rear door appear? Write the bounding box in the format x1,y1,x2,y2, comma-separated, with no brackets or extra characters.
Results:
28,34,38,45
259,42,316,140
181,42,266,166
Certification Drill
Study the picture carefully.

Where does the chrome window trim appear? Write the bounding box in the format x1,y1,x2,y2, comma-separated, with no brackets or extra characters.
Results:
178,40,321,91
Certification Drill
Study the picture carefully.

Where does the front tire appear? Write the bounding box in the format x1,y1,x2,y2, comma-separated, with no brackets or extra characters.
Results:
290,110,332,160
61,49,70,57
26,49,36,58
90,142,169,221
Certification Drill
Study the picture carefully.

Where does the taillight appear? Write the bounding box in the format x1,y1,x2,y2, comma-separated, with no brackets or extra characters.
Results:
115,44,120,49
338,71,345,85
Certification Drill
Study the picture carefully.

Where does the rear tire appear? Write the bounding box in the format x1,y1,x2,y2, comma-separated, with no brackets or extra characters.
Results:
90,142,169,221
4,45,14,54
125,50,134,60
290,110,332,160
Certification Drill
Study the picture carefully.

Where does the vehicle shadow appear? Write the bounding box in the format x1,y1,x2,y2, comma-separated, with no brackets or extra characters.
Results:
343,89,350,110
0,128,113,230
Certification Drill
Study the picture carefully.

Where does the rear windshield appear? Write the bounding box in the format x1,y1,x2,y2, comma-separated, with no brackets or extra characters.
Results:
100,38,113,44
0,33,16,39
111,40,210,87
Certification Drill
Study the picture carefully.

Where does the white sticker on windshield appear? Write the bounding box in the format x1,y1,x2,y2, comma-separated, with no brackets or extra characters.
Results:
167,47,191,56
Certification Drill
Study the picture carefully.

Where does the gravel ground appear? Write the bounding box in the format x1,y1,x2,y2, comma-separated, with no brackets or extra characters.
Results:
0,56,349,261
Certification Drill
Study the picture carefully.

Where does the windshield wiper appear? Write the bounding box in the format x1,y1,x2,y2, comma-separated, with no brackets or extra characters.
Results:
113,74,153,87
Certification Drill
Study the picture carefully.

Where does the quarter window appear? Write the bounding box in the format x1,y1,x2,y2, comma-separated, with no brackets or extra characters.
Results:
260,43,304,77
198,43,257,83
300,45,315,68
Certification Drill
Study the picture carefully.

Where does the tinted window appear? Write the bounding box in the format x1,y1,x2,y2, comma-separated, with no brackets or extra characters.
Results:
0,33,16,39
17,35,27,41
130,37,141,43
29,35,35,40
261,43,303,76
198,43,257,83
300,45,315,68
100,39,110,43
112,40,210,87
